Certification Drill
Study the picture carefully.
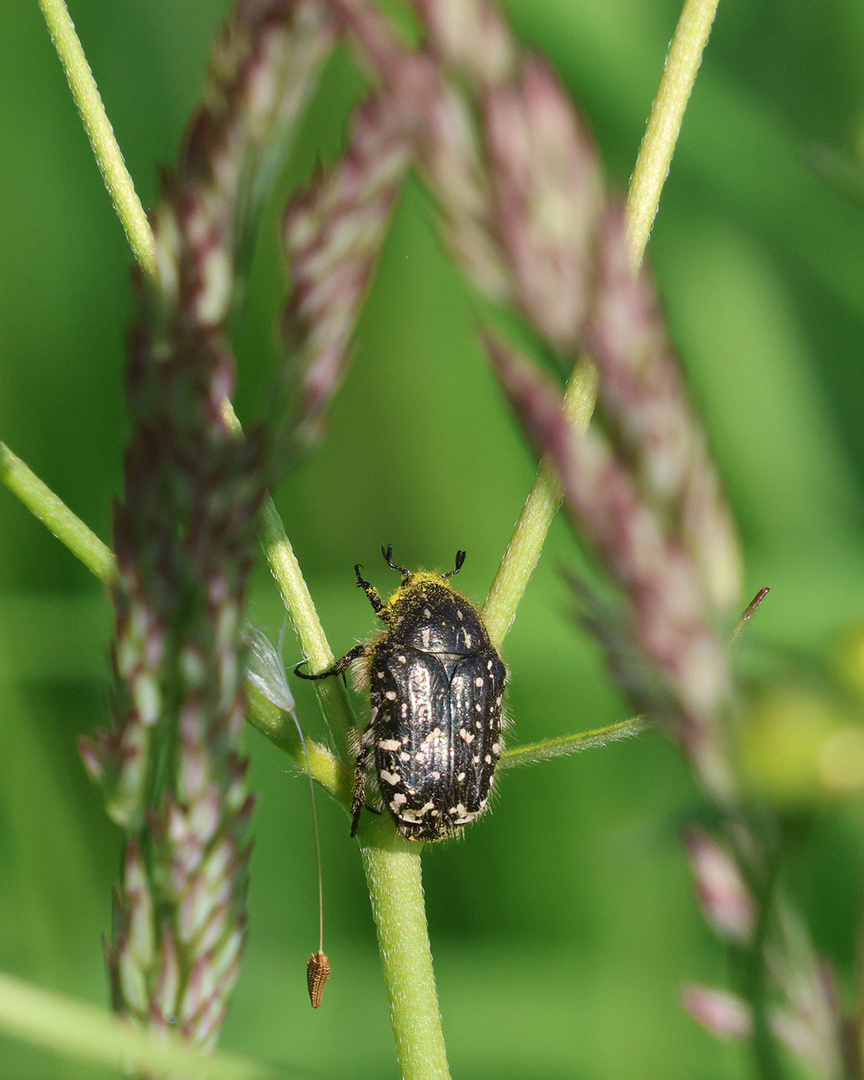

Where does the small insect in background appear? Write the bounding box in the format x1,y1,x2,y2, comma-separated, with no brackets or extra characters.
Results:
297,547,507,841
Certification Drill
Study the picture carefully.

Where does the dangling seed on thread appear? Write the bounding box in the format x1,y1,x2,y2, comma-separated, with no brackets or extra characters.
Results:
307,950,331,1008
243,626,332,1009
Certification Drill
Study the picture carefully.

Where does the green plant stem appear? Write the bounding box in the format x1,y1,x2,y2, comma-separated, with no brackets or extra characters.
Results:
0,970,294,1080
361,835,450,1080
258,498,356,757
626,0,721,266
245,684,351,802
482,358,599,645
221,401,357,759
484,0,719,643
38,0,156,279
500,716,647,768
0,442,115,583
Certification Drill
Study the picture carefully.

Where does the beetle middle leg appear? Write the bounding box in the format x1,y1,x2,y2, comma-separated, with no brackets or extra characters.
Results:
349,714,377,836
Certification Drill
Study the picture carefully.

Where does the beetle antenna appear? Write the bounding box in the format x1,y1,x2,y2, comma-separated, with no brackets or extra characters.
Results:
382,544,409,576
443,550,466,578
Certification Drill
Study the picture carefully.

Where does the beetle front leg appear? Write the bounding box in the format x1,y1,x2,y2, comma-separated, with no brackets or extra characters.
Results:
294,643,365,681
354,564,385,615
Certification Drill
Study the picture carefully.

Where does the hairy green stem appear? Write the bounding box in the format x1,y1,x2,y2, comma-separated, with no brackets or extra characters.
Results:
0,442,115,583
499,716,647,769
38,0,156,279
258,499,356,759
482,358,599,645
361,836,450,1080
626,0,721,266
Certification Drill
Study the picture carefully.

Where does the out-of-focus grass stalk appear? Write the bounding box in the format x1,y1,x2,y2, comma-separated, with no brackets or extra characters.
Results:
37,0,344,741
37,0,156,279
484,0,717,644
78,0,341,1044
0,970,299,1080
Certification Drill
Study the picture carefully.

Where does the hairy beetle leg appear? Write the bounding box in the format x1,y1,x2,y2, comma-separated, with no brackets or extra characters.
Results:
349,717,376,836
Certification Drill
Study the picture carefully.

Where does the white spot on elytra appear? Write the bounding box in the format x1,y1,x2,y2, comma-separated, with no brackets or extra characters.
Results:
378,739,400,752
400,752,411,762
458,729,475,744
474,676,484,688
423,607,431,618
380,770,401,785
457,772,466,782
385,690,397,700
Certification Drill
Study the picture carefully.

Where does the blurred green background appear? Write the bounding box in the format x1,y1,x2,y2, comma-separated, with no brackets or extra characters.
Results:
3,0,864,1077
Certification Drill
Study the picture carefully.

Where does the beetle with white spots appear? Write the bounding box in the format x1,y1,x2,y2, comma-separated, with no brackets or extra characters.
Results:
296,546,507,841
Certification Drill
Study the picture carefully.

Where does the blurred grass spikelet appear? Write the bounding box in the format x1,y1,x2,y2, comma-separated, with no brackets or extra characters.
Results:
81,0,338,1049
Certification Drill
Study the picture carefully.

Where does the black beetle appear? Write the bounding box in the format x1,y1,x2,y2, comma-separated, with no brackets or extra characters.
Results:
297,547,507,840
